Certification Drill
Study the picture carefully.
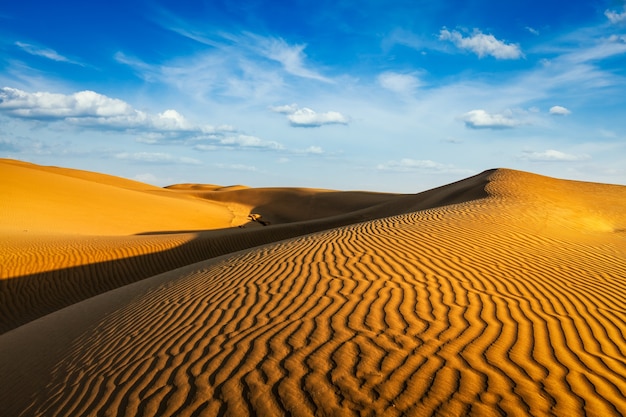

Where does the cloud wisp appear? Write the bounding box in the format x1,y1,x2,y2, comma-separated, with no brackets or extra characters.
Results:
159,19,332,83
525,27,540,36
251,36,332,83
439,28,523,59
14,41,83,66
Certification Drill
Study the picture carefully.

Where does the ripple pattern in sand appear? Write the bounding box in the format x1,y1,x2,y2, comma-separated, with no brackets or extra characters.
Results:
19,199,626,417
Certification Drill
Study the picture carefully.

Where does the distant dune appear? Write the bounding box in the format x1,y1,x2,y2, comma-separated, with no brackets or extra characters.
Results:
1,159,625,416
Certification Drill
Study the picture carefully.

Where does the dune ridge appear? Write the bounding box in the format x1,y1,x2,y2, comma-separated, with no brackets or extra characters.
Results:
1,165,625,416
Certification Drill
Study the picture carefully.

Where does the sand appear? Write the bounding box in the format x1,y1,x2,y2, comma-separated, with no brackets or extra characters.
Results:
1,159,625,416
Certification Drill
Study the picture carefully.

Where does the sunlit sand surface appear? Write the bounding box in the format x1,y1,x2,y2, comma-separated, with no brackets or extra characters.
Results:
1,159,625,416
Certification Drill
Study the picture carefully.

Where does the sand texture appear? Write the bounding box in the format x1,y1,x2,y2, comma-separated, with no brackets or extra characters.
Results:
0,158,483,333
1,161,626,416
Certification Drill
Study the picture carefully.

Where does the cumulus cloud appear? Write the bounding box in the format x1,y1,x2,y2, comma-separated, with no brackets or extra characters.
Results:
439,28,523,59
270,104,349,127
0,87,217,134
0,87,133,118
0,87,289,152
15,41,82,65
520,149,590,162
605,7,626,24
288,108,349,127
115,152,201,164
460,109,521,129
378,71,422,95
549,105,571,116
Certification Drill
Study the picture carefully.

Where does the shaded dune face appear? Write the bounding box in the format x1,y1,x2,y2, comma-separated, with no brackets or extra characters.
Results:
1,167,626,416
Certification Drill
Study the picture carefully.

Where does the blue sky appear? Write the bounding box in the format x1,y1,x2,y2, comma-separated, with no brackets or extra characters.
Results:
1,0,625,191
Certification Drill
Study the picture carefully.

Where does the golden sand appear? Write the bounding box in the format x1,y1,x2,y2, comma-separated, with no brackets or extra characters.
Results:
1,159,625,416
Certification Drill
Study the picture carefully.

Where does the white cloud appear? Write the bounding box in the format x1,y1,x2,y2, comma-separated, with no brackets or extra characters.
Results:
0,87,219,134
439,28,523,59
378,71,422,95
520,149,590,162
288,108,348,127
460,109,521,129
217,134,283,150
15,41,82,65
549,105,571,116
605,7,626,24
0,87,291,153
270,104,349,127
0,87,133,118
115,152,201,164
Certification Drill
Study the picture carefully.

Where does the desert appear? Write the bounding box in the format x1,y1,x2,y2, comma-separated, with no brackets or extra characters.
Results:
1,158,625,416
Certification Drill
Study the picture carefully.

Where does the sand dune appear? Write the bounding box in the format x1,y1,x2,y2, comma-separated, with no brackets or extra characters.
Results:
0,158,246,235
0,159,488,333
1,163,626,416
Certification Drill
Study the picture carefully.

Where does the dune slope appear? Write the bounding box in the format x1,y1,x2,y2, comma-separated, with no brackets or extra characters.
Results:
0,161,489,333
0,158,248,236
1,168,625,416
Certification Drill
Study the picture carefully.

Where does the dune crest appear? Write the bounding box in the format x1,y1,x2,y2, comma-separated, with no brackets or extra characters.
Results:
1,164,625,416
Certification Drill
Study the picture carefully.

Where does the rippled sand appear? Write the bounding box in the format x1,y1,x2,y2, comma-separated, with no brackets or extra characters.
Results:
1,159,625,416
